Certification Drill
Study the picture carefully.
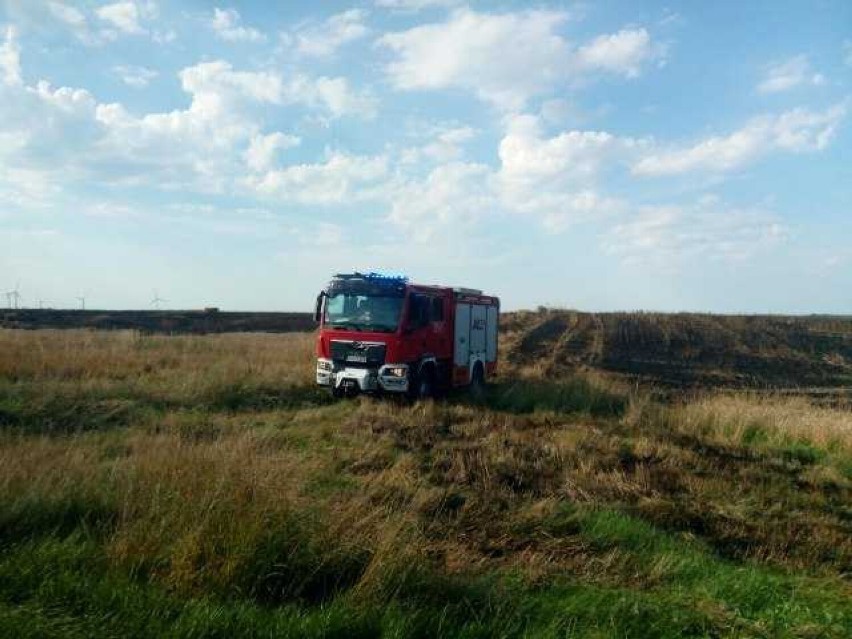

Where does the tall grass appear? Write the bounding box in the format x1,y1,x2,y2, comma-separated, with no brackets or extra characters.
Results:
0,330,322,433
1,328,851,637
671,393,852,452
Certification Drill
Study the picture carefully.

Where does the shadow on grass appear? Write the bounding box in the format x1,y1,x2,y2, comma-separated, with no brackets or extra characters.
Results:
460,377,627,418
0,383,334,435
202,382,333,413
0,495,117,546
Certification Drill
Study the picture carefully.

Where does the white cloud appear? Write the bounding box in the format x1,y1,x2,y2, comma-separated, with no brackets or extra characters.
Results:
575,28,658,77
211,7,265,43
0,166,62,209
244,131,301,172
390,113,635,238
387,162,493,239
0,26,22,86
96,1,156,36
388,112,638,236
495,113,636,229
47,2,112,45
151,29,176,44
161,63,375,120
290,9,369,57
398,123,476,164
633,104,847,176
374,0,460,10
29,80,97,115
48,2,86,28
178,60,283,111
274,75,376,119
377,9,661,109
658,9,683,28
113,64,158,87
378,9,570,110
245,152,388,204
499,113,634,183
0,73,105,208
1,45,379,206
538,191,625,233
422,126,476,161
603,201,787,264
89,61,293,189
757,55,825,94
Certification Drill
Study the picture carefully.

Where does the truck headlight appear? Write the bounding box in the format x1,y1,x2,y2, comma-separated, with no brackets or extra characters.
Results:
317,359,333,372
386,366,407,378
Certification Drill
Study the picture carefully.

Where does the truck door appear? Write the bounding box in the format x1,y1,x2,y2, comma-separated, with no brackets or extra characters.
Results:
404,292,447,361
470,304,487,359
486,304,498,364
454,303,470,369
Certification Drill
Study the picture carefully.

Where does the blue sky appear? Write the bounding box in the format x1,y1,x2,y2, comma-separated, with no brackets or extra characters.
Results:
1,1,850,312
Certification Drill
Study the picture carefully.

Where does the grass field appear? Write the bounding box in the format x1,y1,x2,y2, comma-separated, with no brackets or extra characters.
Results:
1,328,851,638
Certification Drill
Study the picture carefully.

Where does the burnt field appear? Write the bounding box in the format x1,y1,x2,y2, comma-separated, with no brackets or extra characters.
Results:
0,308,316,334
503,310,852,392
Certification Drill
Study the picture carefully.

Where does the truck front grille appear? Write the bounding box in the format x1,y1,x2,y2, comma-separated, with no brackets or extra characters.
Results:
330,340,386,368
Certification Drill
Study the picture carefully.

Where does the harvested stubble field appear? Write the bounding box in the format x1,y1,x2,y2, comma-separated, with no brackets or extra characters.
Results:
1,328,851,638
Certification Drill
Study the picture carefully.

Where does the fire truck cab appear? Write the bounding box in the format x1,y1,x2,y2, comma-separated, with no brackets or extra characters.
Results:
314,272,499,398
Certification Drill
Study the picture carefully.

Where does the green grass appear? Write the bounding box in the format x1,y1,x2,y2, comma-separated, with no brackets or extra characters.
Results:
2,520,850,639
485,377,627,417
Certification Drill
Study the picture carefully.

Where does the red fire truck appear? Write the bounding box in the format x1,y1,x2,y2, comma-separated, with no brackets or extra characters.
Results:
314,272,499,398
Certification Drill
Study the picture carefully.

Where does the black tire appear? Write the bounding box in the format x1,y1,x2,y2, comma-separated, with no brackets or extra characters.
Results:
469,363,486,402
411,365,434,401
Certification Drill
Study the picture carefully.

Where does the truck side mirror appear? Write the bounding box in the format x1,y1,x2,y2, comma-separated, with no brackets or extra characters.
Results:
313,292,324,323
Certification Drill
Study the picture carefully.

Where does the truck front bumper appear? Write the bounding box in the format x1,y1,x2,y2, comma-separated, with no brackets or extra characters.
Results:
316,359,409,394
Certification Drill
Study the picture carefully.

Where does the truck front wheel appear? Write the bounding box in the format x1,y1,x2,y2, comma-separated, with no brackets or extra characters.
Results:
410,365,434,401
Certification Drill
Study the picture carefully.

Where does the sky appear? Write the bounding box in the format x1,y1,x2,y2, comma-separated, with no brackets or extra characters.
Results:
0,1,850,313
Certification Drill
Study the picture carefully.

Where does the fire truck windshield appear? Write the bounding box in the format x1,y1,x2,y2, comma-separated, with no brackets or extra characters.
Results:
324,293,404,332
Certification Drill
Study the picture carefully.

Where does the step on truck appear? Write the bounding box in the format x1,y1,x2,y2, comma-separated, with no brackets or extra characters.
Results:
314,272,499,399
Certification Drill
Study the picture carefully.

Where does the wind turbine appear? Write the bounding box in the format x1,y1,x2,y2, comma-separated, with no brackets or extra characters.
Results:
5,282,21,309
150,290,167,310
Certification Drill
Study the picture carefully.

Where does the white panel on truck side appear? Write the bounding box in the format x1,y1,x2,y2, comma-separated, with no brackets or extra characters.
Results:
470,304,487,356
486,304,498,362
454,303,471,366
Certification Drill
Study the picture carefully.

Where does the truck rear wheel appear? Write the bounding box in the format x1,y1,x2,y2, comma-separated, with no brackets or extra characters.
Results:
469,363,486,401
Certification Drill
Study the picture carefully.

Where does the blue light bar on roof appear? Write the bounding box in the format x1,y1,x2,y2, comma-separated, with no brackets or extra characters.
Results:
364,272,408,283
334,272,408,283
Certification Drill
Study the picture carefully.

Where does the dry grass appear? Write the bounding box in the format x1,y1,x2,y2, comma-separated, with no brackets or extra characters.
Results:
670,393,852,452
1,328,851,638
0,328,314,388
